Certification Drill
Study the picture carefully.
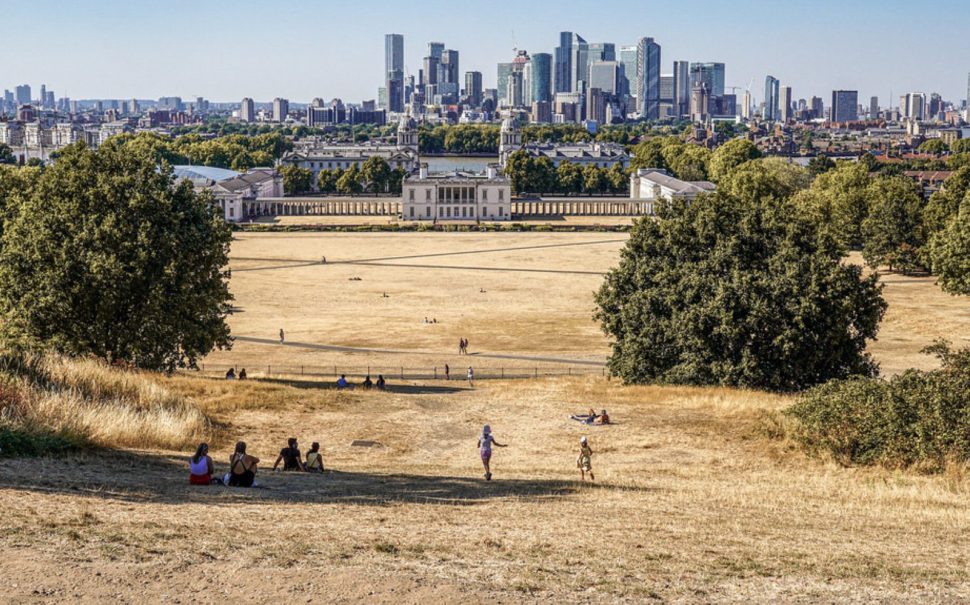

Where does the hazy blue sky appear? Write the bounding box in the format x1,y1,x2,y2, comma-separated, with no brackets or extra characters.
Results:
5,0,970,106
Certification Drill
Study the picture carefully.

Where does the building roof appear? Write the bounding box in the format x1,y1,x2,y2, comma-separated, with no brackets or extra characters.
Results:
172,165,239,182
520,142,629,161
635,169,716,195
405,169,508,184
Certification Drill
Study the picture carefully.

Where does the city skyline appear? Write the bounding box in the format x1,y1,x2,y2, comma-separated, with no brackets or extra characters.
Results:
3,0,970,105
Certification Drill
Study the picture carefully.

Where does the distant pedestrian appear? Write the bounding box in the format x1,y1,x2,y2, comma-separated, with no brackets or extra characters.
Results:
279,328,285,344
444,363,450,381
458,338,465,355
321,256,327,264
376,375,386,390
577,436,594,482
225,367,236,380
238,368,247,380
467,366,474,387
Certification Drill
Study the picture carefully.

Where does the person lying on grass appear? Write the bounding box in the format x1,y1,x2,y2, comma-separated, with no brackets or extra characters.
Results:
306,442,325,473
273,437,307,472
227,442,260,488
188,442,222,485
569,408,598,424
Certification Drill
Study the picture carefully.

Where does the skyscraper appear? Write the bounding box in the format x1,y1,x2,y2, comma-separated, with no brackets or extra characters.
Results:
636,37,661,119
441,50,460,85
966,72,970,120
385,34,405,112
497,62,513,106
15,84,31,106
589,61,620,95
618,46,638,99
831,90,859,122
530,53,553,103
869,96,879,119
741,90,752,120
40,84,47,109
423,55,439,86
780,86,792,122
240,97,255,123
903,92,926,120
273,98,289,122
554,32,575,94
465,71,483,107
689,63,725,98
763,76,780,120
588,43,616,62
673,61,690,118
570,34,589,93
428,42,444,61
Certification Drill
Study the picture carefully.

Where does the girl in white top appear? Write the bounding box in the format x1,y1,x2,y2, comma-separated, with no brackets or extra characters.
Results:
477,425,506,481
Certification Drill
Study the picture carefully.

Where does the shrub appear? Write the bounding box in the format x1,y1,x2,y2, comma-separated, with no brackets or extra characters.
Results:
786,342,970,470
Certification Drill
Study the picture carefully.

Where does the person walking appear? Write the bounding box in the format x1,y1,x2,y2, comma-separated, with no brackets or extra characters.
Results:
577,436,594,482
458,338,465,355
467,366,474,387
477,425,506,481
444,363,450,381
279,328,285,344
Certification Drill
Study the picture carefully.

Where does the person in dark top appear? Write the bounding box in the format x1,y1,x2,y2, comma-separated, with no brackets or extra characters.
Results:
362,375,373,389
228,441,259,487
225,368,236,380
273,437,306,472
238,368,247,380
376,375,386,390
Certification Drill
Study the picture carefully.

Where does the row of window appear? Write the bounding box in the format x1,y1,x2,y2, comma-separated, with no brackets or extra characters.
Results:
302,161,407,170
408,188,505,202
407,206,506,218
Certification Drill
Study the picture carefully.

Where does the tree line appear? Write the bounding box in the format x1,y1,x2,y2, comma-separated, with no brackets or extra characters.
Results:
280,156,408,197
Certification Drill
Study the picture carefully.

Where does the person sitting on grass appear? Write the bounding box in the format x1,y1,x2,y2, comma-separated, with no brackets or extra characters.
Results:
376,375,386,390
227,442,259,488
362,375,373,389
225,367,236,380
337,375,349,389
273,437,307,472
595,409,610,425
188,442,221,485
238,368,247,380
306,442,325,473
577,436,594,482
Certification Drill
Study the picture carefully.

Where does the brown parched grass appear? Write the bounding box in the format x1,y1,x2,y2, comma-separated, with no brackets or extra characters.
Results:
0,353,210,450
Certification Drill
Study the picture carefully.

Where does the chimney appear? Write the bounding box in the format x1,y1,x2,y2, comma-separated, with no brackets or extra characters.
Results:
486,164,497,179
419,163,428,179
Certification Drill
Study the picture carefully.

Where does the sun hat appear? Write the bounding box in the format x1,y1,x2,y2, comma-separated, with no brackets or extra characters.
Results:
580,436,588,444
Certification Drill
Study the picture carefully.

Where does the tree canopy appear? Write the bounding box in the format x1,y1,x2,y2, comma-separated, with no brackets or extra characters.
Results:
595,160,887,391
0,142,233,371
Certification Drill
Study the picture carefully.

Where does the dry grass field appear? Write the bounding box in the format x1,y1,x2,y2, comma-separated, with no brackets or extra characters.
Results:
3,232,970,603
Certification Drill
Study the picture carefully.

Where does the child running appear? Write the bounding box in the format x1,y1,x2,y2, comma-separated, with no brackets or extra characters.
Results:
577,436,594,481
478,424,506,481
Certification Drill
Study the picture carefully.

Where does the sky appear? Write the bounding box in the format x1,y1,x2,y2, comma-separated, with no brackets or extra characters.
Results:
4,0,970,107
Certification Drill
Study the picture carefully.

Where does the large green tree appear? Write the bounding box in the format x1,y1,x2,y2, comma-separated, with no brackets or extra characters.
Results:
595,163,887,391
861,175,925,272
0,142,233,371
927,203,970,296
361,156,392,194
708,138,761,183
281,164,313,195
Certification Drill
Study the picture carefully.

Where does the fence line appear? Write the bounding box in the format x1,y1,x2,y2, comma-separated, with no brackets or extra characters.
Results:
192,363,606,381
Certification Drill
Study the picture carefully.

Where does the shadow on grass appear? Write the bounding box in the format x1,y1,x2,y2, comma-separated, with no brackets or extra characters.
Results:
0,450,640,507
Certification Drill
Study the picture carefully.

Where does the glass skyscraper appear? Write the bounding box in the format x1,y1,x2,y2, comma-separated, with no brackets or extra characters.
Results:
384,34,405,112
636,37,661,119
530,53,553,103
764,75,780,120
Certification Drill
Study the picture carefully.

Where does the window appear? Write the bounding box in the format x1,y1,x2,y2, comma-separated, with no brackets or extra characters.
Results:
229,208,234,218
439,207,443,217
447,207,451,217
426,207,431,217
482,189,488,201
409,189,415,201
462,207,467,218
499,207,504,216
410,207,414,217
425,189,431,201
499,189,505,201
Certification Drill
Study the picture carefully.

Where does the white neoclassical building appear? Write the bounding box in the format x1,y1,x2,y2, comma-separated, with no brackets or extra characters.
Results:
498,117,630,169
402,164,512,222
629,168,716,202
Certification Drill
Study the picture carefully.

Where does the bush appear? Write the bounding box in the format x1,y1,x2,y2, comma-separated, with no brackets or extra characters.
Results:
786,342,970,470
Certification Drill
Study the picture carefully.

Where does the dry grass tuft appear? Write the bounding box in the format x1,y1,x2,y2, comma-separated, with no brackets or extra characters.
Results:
0,353,210,451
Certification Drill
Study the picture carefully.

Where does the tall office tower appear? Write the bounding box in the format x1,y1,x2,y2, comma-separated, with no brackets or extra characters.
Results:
497,62,513,105
464,71,483,106
689,62,725,98
45,91,55,110
780,86,793,121
741,90,752,119
831,90,859,122
869,96,879,119
660,74,674,104
272,98,289,122
570,34,590,93
40,84,47,108
903,92,926,120
967,72,970,120
588,61,620,95
763,76,780,120
673,61,690,118
441,50,460,85
690,84,710,122
507,71,525,108
636,37,661,119
240,97,255,122
586,88,607,123
15,84,31,105
428,42,444,61
128,98,139,115
618,45,638,99
588,43,616,62
423,55,439,86
530,53,553,103
384,34,405,112
554,32,574,94
928,93,942,118
810,96,823,119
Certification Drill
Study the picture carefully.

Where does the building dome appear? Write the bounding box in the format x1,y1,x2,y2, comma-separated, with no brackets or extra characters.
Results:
398,114,417,132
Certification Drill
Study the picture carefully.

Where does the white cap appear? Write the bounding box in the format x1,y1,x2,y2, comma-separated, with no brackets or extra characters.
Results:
580,436,588,444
